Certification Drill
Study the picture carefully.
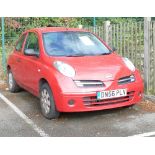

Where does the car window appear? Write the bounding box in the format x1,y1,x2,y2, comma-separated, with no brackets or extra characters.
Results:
43,31,110,56
24,32,39,54
15,34,26,51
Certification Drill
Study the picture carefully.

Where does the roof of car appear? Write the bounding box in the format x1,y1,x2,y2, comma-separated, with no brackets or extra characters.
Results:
28,27,88,33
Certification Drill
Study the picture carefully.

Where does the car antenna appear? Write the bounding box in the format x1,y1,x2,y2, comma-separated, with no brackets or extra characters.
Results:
47,24,59,27
64,18,69,30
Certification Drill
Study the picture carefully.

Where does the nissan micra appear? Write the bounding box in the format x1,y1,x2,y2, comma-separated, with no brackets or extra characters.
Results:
7,27,144,119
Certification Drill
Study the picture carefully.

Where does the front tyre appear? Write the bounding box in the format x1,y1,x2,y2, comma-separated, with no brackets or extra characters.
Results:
40,83,60,119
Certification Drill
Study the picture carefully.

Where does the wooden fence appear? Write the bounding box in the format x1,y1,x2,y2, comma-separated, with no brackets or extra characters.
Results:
86,22,144,73
146,21,155,95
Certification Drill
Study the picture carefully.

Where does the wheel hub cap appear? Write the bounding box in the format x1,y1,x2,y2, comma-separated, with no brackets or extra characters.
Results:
41,89,50,114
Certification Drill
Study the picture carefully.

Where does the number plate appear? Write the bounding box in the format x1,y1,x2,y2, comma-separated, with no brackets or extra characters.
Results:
97,89,127,100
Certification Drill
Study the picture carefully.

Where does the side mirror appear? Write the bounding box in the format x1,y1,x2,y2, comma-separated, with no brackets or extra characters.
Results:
24,49,39,57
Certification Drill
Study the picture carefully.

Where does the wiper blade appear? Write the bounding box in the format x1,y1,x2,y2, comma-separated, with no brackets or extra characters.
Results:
102,52,111,55
99,52,111,55
66,54,86,57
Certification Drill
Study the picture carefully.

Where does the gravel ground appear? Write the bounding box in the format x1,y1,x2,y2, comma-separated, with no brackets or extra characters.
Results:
138,100,155,112
0,81,7,89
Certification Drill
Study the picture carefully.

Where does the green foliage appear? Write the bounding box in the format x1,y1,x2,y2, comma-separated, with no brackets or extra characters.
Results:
102,17,143,24
3,17,144,38
80,17,143,26
0,47,2,54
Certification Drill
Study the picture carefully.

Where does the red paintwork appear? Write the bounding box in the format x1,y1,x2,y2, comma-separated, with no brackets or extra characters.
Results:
7,27,144,112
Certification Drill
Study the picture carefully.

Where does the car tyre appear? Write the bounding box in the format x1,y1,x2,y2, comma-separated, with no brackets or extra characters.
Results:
7,70,21,93
40,83,60,119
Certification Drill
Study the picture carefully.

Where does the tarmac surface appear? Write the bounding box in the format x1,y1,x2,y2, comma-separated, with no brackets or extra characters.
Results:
0,88,155,137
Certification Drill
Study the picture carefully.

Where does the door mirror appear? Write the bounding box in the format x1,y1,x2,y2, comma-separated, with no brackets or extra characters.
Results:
24,49,39,57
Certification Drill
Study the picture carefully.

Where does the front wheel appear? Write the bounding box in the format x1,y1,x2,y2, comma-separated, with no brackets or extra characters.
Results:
40,83,60,119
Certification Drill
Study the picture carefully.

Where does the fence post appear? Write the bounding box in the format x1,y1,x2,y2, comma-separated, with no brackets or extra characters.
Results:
1,17,6,75
104,21,110,44
144,17,151,94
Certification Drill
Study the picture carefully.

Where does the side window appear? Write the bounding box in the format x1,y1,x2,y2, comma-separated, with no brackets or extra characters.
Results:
15,34,26,51
24,32,39,54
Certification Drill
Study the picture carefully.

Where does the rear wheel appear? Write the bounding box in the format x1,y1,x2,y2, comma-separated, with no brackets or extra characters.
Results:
7,70,21,93
40,83,60,119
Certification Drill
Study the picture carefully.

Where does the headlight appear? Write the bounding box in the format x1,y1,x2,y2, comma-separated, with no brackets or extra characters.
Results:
122,57,135,72
118,75,135,85
53,61,75,77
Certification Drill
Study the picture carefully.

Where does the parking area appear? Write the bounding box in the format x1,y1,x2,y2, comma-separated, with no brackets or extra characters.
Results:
0,86,155,137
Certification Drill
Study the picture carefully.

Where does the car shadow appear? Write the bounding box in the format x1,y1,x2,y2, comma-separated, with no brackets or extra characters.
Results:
58,105,139,120
5,89,141,121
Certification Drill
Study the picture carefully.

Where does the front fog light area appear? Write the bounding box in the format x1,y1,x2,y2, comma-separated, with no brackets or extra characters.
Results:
68,99,75,106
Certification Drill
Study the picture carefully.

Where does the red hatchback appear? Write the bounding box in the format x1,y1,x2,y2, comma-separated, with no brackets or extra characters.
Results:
7,27,144,119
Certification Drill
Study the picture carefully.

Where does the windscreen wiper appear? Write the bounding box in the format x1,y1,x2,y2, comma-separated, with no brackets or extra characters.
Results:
99,52,111,55
66,54,86,57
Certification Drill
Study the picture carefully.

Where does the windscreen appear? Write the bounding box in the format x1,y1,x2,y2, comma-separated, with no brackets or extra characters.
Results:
43,31,111,56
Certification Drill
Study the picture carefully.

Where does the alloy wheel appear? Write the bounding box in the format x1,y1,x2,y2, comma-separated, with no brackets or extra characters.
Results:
41,88,51,114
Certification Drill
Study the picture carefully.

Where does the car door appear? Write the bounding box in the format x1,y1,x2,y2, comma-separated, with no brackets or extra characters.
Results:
21,32,41,95
11,33,27,85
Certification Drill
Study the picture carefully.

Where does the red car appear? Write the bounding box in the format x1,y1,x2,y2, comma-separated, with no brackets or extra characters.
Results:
7,27,144,119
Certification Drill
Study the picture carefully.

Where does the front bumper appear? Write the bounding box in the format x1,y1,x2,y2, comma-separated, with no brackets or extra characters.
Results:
55,80,144,112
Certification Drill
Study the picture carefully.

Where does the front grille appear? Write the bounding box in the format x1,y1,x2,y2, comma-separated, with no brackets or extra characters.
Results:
74,80,104,87
83,91,135,107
